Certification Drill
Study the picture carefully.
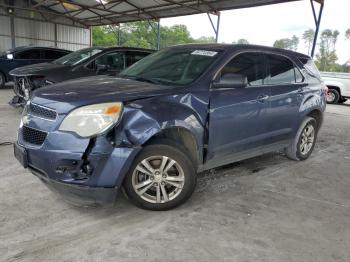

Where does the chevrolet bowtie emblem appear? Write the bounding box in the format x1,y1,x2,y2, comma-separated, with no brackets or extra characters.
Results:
22,115,30,125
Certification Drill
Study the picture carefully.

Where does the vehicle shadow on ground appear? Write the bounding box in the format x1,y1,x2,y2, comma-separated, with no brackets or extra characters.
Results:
63,151,288,219
336,102,350,107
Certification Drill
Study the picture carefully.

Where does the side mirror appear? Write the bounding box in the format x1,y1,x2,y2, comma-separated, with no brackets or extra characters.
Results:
212,73,247,89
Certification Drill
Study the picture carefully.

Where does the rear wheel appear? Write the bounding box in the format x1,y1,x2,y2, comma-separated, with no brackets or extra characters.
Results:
124,141,197,210
285,117,318,161
0,72,5,88
326,89,340,104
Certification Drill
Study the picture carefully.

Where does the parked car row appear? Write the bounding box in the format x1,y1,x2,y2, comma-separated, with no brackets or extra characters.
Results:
1,46,153,106
12,44,327,210
0,46,71,88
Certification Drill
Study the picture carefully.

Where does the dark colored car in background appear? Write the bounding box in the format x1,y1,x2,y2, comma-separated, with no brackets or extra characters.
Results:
9,47,154,103
14,44,327,210
0,46,70,88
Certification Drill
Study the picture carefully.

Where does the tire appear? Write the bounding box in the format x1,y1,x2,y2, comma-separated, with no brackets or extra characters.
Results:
326,89,340,104
0,72,5,88
124,140,197,211
285,117,318,161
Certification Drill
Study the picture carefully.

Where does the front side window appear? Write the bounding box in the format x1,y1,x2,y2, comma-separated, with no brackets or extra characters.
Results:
94,52,125,70
266,54,302,84
219,52,266,86
120,48,220,85
53,48,102,66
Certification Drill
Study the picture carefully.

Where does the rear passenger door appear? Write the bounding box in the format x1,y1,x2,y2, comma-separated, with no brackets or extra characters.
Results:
207,52,270,166
263,53,306,145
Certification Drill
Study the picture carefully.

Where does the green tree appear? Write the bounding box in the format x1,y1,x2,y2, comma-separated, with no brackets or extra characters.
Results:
195,36,216,43
302,29,315,55
92,26,116,46
95,22,196,49
315,29,339,71
273,35,299,51
233,38,249,45
160,24,194,48
346,29,350,40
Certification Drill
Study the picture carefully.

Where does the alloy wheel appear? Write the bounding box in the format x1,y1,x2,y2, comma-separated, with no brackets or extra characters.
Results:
299,124,315,156
131,155,185,204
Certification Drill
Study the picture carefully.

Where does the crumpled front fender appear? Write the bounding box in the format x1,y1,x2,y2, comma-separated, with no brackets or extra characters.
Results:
114,92,209,157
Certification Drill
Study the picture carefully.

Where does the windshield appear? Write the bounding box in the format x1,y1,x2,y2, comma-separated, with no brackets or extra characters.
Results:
53,48,103,66
120,48,220,85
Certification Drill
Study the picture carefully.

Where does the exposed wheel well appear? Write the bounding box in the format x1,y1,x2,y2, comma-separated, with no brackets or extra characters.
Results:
327,85,341,96
307,110,322,130
145,127,200,166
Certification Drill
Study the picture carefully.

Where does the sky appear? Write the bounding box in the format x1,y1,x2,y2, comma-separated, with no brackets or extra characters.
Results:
161,0,350,64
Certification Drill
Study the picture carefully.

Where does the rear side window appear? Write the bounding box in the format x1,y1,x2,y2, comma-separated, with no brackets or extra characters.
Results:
220,52,266,86
266,54,302,84
15,49,41,59
43,49,67,60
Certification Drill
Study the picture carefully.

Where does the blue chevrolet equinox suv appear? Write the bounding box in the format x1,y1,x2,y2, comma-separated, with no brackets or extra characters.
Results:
14,44,327,210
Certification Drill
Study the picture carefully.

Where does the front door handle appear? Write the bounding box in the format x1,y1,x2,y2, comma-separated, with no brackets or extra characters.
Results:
257,94,269,103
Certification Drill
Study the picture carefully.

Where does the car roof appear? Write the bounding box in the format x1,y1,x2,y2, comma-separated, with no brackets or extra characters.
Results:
7,46,70,53
168,43,310,60
93,46,155,52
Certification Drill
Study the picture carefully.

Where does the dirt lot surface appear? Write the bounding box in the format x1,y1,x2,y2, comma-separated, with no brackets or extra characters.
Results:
1,87,349,262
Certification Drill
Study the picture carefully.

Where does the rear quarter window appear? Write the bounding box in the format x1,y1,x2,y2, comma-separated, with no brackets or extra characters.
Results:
299,57,321,81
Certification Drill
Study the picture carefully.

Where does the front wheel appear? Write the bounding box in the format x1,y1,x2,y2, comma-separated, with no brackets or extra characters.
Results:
0,72,5,88
124,141,197,210
285,117,318,161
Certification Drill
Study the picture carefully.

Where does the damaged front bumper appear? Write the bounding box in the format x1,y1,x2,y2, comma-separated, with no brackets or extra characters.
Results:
14,125,140,205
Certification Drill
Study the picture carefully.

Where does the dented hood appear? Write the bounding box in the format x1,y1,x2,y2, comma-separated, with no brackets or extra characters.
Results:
32,75,175,112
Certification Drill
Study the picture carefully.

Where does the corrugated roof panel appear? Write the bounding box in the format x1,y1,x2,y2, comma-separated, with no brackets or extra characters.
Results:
24,0,305,26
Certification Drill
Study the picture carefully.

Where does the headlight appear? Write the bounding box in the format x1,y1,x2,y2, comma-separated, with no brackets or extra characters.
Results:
59,102,123,137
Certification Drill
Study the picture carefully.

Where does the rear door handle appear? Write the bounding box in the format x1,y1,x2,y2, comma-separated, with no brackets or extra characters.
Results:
257,94,269,103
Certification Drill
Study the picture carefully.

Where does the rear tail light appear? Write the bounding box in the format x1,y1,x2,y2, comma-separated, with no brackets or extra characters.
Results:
323,85,328,97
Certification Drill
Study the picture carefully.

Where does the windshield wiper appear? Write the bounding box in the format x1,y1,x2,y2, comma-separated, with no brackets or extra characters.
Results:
119,75,161,85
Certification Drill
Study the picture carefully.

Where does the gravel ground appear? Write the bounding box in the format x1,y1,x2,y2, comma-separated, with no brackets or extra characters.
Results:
0,86,349,262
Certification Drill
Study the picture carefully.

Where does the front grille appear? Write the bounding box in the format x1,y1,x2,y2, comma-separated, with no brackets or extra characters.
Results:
22,126,47,146
28,103,57,120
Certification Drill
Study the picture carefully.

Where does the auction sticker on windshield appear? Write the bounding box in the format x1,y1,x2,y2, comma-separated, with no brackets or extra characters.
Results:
191,50,218,56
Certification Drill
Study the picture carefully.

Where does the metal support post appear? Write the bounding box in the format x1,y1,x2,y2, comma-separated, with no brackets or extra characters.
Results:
207,12,221,43
310,0,324,57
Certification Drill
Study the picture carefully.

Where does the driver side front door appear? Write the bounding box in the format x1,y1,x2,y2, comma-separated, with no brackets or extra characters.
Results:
205,52,271,169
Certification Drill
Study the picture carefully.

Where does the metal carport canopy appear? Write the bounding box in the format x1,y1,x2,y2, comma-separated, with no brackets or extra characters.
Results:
4,0,324,56
19,0,323,26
